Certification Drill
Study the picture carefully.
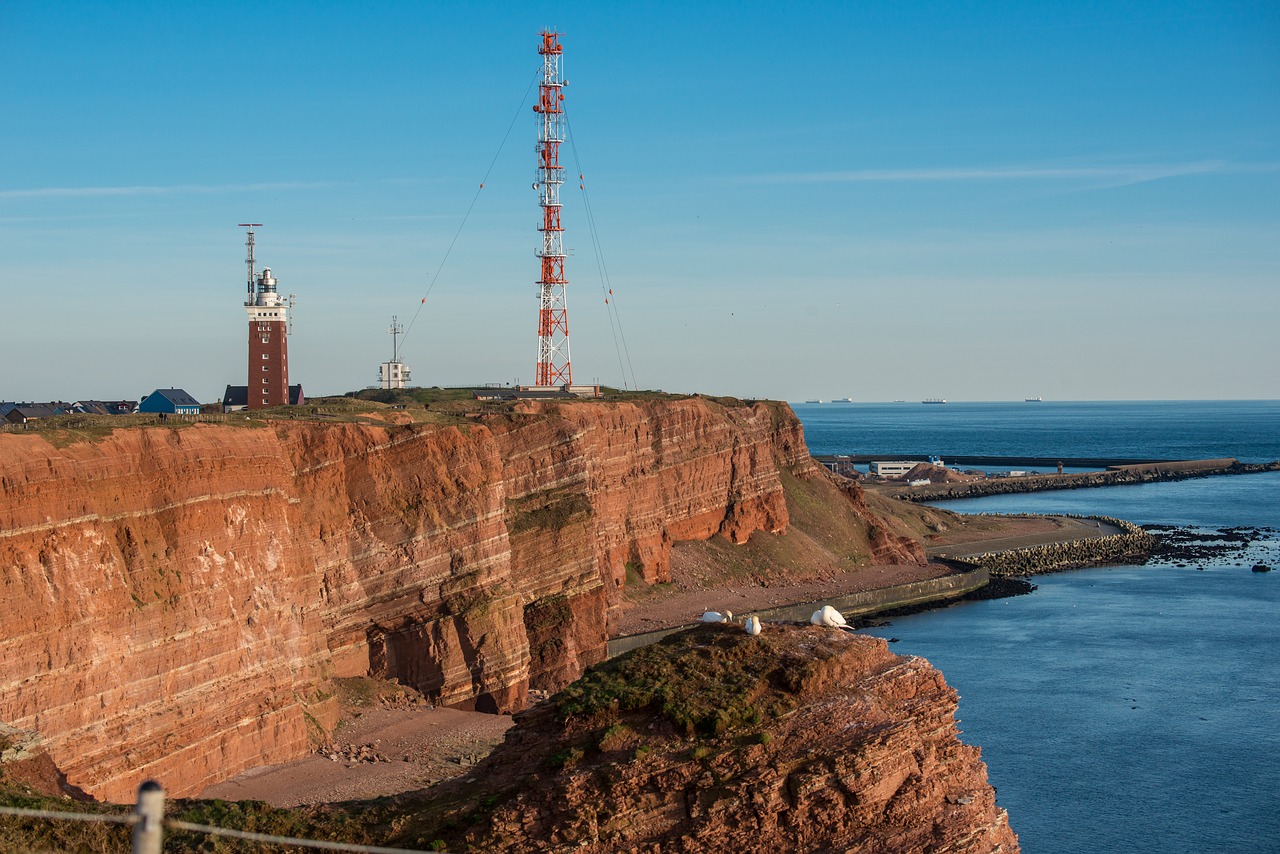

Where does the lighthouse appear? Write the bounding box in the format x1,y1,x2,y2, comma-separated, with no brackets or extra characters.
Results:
227,224,301,411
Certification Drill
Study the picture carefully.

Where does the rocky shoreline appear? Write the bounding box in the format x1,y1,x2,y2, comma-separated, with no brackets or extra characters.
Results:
1144,523,1277,568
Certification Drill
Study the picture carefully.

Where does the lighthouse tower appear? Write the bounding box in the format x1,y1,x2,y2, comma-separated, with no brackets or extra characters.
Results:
241,225,291,409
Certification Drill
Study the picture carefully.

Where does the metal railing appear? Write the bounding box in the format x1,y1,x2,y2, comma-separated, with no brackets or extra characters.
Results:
0,780,433,853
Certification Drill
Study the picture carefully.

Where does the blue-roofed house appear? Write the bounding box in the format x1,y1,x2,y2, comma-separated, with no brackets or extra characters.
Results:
138,389,201,415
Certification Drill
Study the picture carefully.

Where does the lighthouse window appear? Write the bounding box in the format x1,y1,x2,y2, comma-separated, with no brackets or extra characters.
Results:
261,337,269,344
262,353,269,359
262,366,268,371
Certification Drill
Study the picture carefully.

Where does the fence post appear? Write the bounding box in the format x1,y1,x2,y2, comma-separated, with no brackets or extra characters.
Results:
132,780,164,854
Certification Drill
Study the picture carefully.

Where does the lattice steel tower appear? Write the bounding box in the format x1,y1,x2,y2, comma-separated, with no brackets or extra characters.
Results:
533,29,571,386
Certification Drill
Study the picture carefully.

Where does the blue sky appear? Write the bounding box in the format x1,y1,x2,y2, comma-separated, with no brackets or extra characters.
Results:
2,1,1277,403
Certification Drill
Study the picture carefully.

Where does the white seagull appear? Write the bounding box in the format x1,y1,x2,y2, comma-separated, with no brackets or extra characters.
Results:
744,615,762,636
810,605,849,628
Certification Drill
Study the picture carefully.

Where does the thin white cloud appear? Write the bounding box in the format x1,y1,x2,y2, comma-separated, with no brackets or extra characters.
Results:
0,176,448,201
739,160,1280,187
0,180,344,200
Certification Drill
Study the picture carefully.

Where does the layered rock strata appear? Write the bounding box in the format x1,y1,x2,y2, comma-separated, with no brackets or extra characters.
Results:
0,398,819,800
386,624,1019,853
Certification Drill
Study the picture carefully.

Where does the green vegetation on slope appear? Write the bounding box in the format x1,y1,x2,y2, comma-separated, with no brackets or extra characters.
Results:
556,624,801,737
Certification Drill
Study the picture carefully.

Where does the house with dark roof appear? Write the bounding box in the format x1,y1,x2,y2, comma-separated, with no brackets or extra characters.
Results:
222,384,304,412
138,389,202,415
4,403,62,425
63,400,138,415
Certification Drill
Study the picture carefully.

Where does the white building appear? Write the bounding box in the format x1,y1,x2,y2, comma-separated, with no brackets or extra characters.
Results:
378,360,411,390
870,461,919,478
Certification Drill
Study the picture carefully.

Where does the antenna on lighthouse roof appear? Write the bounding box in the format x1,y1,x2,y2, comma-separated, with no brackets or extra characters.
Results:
238,223,263,301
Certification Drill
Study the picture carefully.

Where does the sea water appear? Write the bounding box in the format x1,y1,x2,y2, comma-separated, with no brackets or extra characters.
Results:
795,399,1280,464
791,401,1280,854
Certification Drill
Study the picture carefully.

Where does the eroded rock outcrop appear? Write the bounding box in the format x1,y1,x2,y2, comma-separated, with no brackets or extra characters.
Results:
0,398,813,800
383,624,1019,853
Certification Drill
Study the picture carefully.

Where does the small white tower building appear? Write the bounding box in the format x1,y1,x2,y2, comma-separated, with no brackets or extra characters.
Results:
378,316,412,390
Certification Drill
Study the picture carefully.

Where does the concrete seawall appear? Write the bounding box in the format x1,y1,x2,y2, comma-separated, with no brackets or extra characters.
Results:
607,567,989,658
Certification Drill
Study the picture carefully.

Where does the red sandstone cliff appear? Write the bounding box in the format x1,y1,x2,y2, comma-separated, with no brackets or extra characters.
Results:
382,624,1018,853
0,398,826,801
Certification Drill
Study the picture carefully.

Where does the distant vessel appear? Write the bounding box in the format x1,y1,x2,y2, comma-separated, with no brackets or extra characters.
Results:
833,397,854,403
1025,396,1044,402
805,399,824,404
922,398,947,405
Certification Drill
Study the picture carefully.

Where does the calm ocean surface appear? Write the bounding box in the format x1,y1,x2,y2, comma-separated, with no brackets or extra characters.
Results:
792,401,1280,854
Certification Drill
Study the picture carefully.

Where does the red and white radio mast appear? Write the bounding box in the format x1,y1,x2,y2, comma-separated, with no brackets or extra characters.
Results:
533,29,571,387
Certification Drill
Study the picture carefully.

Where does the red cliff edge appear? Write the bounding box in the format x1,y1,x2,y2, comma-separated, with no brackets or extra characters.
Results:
0,398,927,802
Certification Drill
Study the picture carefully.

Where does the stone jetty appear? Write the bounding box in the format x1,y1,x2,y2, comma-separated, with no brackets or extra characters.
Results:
882,459,1280,503
966,516,1157,577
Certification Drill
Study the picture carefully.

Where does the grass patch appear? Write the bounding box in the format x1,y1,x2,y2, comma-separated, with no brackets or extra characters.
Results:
596,723,633,752
508,491,592,534
555,625,797,737
544,746,585,769
525,594,573,632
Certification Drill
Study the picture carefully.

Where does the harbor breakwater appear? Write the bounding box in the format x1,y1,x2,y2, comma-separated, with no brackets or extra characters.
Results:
883,458,1280,503
962,516,1157,577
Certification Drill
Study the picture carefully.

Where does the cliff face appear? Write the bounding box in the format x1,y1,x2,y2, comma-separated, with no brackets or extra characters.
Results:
387,625,1019,854
0,398,806,801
